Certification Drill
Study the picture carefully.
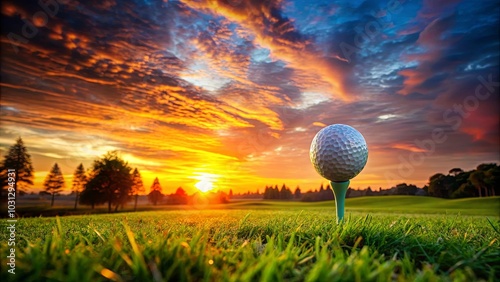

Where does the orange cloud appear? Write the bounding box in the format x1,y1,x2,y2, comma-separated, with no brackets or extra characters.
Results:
391,143,427,153
459,111,498,143
312,122,326,127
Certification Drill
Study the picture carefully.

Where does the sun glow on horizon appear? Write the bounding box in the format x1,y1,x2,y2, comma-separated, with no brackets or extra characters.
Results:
194,173,219,192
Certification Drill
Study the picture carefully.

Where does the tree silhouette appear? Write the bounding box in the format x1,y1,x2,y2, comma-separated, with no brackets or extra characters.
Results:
394,183,418,195
483,165,499,196
273,185,279,199
72,163,87,210
263,186,270,199
131,168,145,211
365,186,374,196
79,182,102,209
167,186,188,205
293,185,302,200
477,163,498,196
148,177,163,205
316,183,334,201
175,186,186,197
43,163,65,206
262,184,294,200
449,168,464,176
280,184,288,199
0,137,34,198
294,186,301,199
469,171,486,197
451,182,477,198
83,151,133,212
428,173,451,198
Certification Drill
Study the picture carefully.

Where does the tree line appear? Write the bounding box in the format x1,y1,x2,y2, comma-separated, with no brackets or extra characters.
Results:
427,165,499,198
1,138,498,209
262,184,336,202
260,165,499,201
0,138,229,211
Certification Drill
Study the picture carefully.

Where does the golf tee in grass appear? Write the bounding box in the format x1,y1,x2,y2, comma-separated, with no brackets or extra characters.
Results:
331,180,349,223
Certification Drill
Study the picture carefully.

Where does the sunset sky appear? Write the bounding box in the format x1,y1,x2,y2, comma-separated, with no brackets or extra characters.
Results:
1,0,499,194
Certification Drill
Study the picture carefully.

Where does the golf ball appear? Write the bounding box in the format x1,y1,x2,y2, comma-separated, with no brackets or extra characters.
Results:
310,124,368,182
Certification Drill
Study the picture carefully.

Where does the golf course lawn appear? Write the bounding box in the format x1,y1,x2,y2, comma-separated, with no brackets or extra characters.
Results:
228,196,500,216
1,196,499,281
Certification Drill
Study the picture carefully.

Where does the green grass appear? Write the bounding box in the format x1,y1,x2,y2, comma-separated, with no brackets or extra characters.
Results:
1,196,499,281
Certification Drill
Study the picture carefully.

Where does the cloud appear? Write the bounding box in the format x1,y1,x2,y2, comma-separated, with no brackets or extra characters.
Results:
0,0,498,192
180,0,353,100
391,143,427,153
397,14,456,96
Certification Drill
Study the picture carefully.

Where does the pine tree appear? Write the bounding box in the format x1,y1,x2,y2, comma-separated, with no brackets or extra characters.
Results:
0,137,34,198
72,163,87,210
273,185,279,199
294,186,302,199
44,163,65,206
280,184,287,199
148,177,163,205
131,168,145,211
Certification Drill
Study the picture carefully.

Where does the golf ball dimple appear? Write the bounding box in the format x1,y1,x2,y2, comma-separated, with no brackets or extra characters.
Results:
310,124,368,182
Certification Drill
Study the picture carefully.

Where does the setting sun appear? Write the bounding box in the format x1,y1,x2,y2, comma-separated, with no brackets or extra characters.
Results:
195,179,213,192
194,173,218,192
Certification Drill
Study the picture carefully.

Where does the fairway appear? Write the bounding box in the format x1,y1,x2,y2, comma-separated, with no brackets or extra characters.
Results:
229,196,500,216
9,195,500,218
1,197,499,281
